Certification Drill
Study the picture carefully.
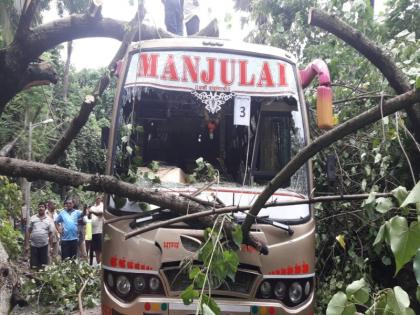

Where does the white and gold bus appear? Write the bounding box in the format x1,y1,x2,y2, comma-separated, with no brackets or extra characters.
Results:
101,37,332,315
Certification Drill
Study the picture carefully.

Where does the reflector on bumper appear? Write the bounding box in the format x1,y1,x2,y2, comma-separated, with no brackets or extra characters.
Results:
169,302,251,313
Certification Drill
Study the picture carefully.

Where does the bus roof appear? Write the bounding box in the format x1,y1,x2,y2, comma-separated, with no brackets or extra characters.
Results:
129,37,297,64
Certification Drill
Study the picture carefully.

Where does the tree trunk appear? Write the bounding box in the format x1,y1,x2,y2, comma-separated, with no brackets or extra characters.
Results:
44,12,141,165
62,41,73,102
0,241,16,315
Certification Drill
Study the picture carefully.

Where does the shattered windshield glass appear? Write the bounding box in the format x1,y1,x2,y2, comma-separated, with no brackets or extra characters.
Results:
109,49,309,222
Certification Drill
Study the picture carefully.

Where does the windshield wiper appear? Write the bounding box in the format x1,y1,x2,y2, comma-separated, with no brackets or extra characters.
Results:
235,215,293,235
129,209,178,229
257,217,294,235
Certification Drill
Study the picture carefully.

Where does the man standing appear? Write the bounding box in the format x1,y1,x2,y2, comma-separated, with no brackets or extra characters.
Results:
89,196,103,264
55,199,82,260
162,0,183,35
46,200,59,262
25,202,52,269
184,0,200,35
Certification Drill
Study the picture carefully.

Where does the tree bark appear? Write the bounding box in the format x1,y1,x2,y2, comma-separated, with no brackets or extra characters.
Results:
43,8,143,165
241,89,420,245
0,241,18,315
62,41,73,102
309,8,420,142
0,4,219,117
20,61,58,90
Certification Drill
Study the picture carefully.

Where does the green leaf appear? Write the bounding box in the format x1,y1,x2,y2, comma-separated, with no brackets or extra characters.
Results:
376,197,394,214
326,292,357,315
387,286,411,314
400,181,420,208
416,76,420,90
180,285,199,305
189,266,201,280
201,295,221,315
388,216,420,274
223,250,239,282
416,286,420,302
392,186,409,206
232,225,243,248
203,303,216,315
346,278,370,304
413,249,420,285
373,223,387,246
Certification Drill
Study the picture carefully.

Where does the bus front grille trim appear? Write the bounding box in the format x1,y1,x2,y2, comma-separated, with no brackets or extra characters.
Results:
162,266,258,296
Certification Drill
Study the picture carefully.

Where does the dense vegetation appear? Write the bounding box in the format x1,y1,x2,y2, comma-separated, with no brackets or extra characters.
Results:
236,0,420,313
0,0,419,314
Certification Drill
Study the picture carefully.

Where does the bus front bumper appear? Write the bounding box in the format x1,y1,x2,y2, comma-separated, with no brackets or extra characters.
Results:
102,286,314,315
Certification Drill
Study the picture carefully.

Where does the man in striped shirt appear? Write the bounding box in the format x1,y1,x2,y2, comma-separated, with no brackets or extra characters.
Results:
25,202,52,269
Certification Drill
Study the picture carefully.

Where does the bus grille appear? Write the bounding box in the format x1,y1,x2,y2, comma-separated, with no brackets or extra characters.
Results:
162,266,258,296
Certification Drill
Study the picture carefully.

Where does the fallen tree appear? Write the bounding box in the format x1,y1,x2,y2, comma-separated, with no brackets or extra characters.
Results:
0,87,418,250
308,8,420,143
0,0,219,117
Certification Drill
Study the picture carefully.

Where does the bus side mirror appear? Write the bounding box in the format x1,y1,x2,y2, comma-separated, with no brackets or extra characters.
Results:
316,86,333,130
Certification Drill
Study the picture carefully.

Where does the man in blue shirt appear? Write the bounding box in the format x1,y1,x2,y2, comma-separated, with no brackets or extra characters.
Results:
55,198,82,260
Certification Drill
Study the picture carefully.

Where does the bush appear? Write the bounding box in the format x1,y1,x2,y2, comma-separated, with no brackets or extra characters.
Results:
22,260,100,314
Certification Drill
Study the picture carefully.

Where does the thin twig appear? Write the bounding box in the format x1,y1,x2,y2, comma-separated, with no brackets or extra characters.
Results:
78,279,89,315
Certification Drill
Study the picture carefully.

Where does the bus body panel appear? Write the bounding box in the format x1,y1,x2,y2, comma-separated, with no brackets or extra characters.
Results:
102,38,315,315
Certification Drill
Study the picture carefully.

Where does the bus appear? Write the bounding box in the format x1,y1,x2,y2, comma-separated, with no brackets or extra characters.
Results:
102,37,331,315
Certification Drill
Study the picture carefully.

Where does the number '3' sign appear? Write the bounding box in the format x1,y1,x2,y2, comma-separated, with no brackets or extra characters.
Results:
234,95,251,126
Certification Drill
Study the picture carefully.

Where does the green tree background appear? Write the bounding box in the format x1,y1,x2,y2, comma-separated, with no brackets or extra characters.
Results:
0,0,419,313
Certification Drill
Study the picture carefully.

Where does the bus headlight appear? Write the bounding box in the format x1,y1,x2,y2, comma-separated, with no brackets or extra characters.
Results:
133,275,146,292
260,281,272,298
304,281,311,296
149,276,161,291
116,275,131,296
106,273,114,288
274,281,287,300
289,282,303,304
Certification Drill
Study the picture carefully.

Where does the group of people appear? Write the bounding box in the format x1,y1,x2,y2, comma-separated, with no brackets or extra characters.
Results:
162,0,200,36
24,196,104,270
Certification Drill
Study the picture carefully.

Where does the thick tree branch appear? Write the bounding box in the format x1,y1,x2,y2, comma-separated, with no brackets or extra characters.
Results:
309,8,420,141
0,157,206,213
14,0,40,40
43,7,144,165
0,133,23,157
0,14,218,116
241,89,420,246
0,156,263,251
20,61,58,90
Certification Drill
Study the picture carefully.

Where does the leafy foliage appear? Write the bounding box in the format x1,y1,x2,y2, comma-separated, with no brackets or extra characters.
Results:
0,220,23,260
0,176,23,259
22,260,101,314
181,218,242,315
238,0,420,313
186,158,218,183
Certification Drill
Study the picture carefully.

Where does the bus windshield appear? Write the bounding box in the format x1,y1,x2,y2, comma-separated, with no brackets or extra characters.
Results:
109,47,309,221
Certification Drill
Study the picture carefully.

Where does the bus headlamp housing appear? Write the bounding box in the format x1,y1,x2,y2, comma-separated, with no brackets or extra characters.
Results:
288,282,303,303
116,275,131,297
273,281,287,299
260,281,272,298
149,276,161,291
256,277,314,307
133,275,146,292
104,271,164,301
